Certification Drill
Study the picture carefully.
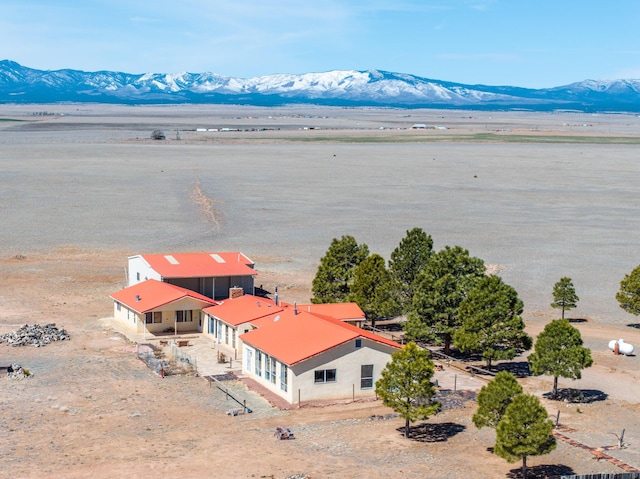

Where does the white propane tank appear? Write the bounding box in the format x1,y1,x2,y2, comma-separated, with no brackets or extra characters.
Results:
608,339,635,355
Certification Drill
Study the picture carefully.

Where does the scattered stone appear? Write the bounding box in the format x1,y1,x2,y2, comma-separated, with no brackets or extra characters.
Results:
7,363,31,380
0,323,69,347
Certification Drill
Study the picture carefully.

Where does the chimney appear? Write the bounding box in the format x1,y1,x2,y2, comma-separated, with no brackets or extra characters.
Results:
294,301,298,315
274,286,278,306
229,287,244,299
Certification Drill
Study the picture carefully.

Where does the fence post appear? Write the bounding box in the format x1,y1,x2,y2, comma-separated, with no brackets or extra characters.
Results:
454,374,457,392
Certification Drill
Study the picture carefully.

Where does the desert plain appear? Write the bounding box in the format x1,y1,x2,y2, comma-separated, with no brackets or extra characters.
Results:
1,104,640,478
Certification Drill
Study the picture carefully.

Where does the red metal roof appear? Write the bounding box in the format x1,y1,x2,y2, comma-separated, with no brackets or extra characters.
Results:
140,252,257,279
240,308,400,366
110,279,218,313
203,294,283,327
284,302,366,321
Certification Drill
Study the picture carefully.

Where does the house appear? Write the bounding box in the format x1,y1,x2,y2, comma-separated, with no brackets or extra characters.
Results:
202,294,283,353
127,252,257,300
240,308,401,405
110,279,218,335
203,295,368,356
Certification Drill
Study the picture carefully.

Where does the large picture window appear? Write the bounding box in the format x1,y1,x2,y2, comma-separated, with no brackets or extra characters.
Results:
153,311,162,323
361,364,374,389
314,369,337,384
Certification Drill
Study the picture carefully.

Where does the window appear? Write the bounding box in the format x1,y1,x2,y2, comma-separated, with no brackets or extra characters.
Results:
361,365,374,389
145,312,153,324
355,339,362,348
265,356,276,384
232,329,236,349
280,362,288,392
176,311,184,322
136,272,140,281
255,351,262,377
246,349,252,372
177,310,193,322
314,369,337,384
153,311,162,323
116,302,121,312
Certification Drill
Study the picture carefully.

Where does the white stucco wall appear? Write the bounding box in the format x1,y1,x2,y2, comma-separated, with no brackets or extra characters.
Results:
113,297,207,334
127,255,160,286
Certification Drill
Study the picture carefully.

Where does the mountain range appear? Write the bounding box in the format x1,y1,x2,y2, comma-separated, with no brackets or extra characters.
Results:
2,60,640,112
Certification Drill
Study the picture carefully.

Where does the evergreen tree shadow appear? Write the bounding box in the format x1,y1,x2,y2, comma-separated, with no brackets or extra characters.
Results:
542,388,608,403
506,463,575,478
398,422,465,442
492,361,531,378
567,318,588,323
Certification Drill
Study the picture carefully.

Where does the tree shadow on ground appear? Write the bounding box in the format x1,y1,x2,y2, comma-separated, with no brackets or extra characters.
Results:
507,464,575,479
568,318,588,323
432,348,483,362
627,323,640,330
398,422,465,443
543,388,608,403
492,361,531,378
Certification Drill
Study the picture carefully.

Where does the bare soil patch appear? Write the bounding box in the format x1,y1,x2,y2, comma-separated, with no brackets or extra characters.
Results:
3,106,640,477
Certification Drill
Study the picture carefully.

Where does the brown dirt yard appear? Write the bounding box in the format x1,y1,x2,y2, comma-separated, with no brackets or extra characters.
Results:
2,105,640,478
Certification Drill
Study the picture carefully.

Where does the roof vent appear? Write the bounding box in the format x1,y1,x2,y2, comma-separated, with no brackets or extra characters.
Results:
274,315,280,322
294,301,298,315
135,295,140,302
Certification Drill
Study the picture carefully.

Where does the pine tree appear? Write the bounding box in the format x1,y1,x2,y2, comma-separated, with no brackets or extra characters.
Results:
551,277,579,320
375,342,440,438
311,235,369,304
454,275,532,369
494,394,556,479
388,228,433,313
473,371,523,430
350,254,399,325
528,319,593,397
617,264,640,316
404,245,485,352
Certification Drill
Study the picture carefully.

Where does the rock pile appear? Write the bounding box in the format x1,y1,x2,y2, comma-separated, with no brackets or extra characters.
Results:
7,364,31,380
0,323,70,347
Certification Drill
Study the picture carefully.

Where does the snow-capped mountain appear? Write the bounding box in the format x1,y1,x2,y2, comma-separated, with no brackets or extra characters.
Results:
2,60,640,112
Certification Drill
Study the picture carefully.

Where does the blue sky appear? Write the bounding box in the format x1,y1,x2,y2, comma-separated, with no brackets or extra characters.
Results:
2,0,640,88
